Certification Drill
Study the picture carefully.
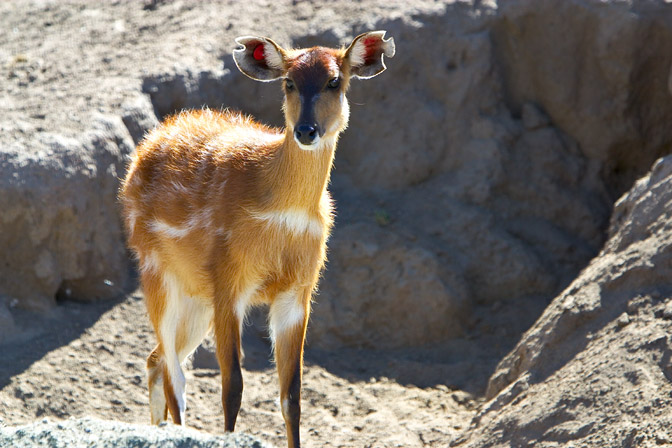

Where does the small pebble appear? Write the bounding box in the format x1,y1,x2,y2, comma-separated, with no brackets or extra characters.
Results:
617,312,630,327
663,301,672,319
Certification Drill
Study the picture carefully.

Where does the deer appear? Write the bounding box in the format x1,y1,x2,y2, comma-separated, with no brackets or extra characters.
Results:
119,31,394,448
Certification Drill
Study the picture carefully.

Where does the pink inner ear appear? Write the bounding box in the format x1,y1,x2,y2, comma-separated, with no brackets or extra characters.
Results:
363,37,380,61
253,43,265,61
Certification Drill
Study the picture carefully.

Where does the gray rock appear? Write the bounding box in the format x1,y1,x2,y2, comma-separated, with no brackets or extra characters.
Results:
494,0,672,195
0,416,273,448
521,103,550,130
463,155,672,446
0,300,15,342
0,115,134,310
121,96,159,146
310,223,469,349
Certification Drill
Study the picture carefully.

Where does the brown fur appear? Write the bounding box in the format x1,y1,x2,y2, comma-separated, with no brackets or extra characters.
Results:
119,33,393,448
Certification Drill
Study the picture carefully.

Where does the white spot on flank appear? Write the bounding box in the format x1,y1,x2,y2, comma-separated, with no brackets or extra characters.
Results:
269,289,306,344
186,208,213,230
251,209,323,237
171,181,191,194
150,219,192,239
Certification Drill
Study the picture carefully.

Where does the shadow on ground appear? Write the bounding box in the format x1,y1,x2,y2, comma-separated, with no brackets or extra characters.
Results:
0,296,125,390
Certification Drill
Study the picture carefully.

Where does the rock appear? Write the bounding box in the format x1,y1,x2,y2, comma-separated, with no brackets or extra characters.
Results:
616,312,630,327
463,156,672,446
0,416,273,448
0,115,135,310
0,300,15,342
493,0,672,196
521,103,550,130
662,301,672,320
310,223,469,349
121,96,159,146
190,336,219,370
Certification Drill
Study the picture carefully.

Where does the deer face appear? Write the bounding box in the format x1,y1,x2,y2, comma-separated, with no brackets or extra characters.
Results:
234,31,395,151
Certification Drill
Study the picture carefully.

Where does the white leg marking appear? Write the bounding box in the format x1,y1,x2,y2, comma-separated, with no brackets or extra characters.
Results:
149,374,166,424
269,289,306,346
251,209,323,238
282,398,291,418
177,297,214,362
235,283,260,336
160,271,187,423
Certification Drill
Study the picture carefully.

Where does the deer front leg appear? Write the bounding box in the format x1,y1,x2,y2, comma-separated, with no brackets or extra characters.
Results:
213,282,257,432
269,288,311,448
213,298,244,433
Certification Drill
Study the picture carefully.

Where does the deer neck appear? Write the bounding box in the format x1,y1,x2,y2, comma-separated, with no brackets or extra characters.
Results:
263,130,337,213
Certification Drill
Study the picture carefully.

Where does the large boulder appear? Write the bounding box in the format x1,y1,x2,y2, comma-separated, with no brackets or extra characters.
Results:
0,116,135,310
308,4,610,347
310,223,469,349
457,156,672,446
493,0,672,195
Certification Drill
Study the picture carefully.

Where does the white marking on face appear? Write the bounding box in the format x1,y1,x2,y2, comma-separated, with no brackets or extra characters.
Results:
295,137,322,151
150,219,192,239
251,208,323,237
269,289,306,344
339,92,349,128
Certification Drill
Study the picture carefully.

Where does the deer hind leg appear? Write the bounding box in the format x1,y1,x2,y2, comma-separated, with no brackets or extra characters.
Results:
146,344,168,424
142,265,192,425
269,288,311,448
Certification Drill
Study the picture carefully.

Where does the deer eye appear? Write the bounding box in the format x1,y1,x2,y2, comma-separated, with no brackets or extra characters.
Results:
327,77,340,90
285,79,295,91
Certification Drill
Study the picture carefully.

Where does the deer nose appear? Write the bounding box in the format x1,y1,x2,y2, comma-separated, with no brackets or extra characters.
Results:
294,124,318,146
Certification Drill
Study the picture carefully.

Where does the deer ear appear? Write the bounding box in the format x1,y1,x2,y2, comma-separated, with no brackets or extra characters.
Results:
345,31,395,79
233,36,286,81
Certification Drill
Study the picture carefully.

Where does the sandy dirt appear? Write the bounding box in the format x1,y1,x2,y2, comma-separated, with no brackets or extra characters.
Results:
0,1,547,446
0,293,480,447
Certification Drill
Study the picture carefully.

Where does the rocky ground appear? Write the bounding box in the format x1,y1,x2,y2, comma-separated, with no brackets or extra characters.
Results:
0,291,476,447
4,0,672,446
